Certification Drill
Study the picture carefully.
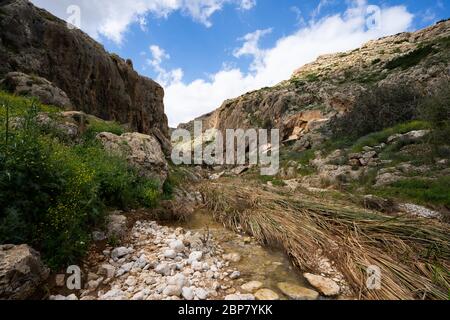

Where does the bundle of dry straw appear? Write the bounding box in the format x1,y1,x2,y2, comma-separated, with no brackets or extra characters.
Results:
200,179,450,300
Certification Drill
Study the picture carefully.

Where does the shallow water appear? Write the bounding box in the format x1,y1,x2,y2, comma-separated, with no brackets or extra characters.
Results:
166,209,309,297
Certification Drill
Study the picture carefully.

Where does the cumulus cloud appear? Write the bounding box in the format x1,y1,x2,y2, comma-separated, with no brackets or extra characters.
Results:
162,0,414,126
30,0,257,43
147,45,184,85
233,28,272,71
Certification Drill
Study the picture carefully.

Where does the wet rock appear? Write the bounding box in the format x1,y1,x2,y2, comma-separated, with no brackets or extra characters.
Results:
255,289,280,300
223,253,242,263
0,244,50,300
224,294,255,300
277,282,319,300
303,273,340,296
241,281,263,293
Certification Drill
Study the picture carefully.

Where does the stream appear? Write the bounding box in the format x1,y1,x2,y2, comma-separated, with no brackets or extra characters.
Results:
163,208,310,299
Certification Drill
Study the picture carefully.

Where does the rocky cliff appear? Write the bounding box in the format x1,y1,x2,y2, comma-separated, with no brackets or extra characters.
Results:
179,19,450,147
0,0,169,143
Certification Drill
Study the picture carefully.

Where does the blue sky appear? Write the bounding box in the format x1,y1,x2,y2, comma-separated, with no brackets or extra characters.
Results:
31,0,449,126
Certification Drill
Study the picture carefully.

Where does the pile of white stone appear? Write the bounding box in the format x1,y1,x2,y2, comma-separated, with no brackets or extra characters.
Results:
51,221,246,300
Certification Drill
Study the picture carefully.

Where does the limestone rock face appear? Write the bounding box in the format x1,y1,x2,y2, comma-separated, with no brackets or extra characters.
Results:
178,20,450,151
96,132,168,185
0,72,72,109
0,0,169,147
0,244,50,300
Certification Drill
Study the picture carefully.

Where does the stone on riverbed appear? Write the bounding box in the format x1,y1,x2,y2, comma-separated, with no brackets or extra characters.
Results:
223,252,242,263
224,293,255,300
303,273,340,296
241,281,263,293
255,289,279,300
277,282,319,300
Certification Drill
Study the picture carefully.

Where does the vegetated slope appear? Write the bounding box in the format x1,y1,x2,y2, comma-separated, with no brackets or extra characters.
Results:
0,0,169,139
179,19,450,146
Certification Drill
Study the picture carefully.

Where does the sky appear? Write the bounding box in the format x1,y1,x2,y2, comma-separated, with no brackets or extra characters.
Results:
30,0,449,127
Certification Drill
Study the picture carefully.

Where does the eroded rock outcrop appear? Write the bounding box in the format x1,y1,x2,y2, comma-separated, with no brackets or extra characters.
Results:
0,244,50,300
96,132,168,186
0,0,169,147
0,72,72,109
179,20,450,150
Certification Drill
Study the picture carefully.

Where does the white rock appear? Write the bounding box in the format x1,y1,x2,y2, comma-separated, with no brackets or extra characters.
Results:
163,285,182,297
182,287,194,300
303,273,340,296
169,240,185,253
164,249,177,259
241,281,263,293
192,261,203,271
155,263,171,276
100,264,116,279
188,251,203,263
223,253,242,263
111,247,130,260
132,291,145,300
195,288,209,300
230,271,241,279
125,276,137,287
224,294,255,300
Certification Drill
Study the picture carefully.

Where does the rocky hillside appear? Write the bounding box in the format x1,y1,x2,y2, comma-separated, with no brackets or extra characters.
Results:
179,19,450,148
0,0,169,145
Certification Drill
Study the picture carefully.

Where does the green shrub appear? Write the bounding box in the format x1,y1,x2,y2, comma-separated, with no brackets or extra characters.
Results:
351,120,430,152
0,93,161,268
138,180,161,208
386,45,436,70
374,177,450,207
419,81,450,152
330,84,420,140
83,118,125,141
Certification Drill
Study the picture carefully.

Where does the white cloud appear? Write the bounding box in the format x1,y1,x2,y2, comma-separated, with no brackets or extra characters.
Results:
30,0,257,44
233,28,272,71
239,0,256,10
147,45,184,86
162,0,414,127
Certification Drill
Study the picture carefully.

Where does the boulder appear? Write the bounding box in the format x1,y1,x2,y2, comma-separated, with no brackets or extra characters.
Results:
255,289,280,300
387,130,430,144
303,273,340,296
0,244,50,300
96,132,168,185
241,281,263,293
363,195,395,213
0,72,72,109
277,282,319,300
106,214,127,239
